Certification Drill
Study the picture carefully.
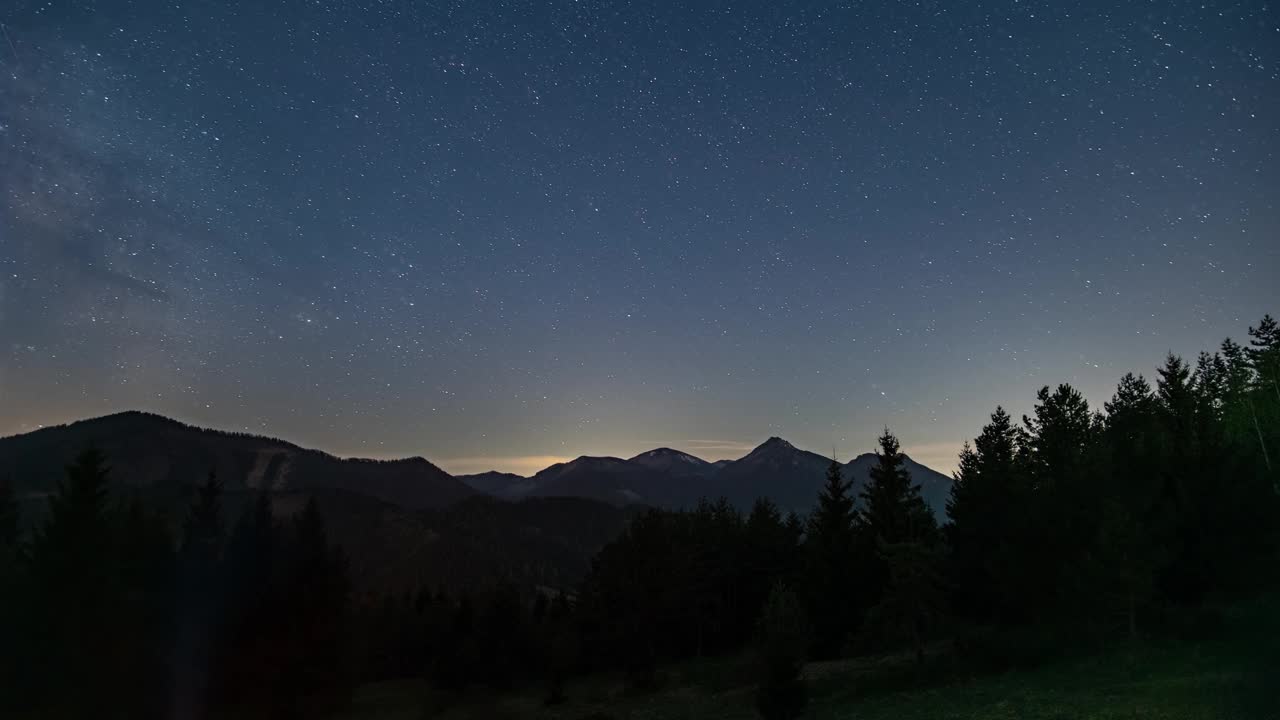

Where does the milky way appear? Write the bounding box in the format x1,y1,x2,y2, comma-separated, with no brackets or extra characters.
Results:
2,1,1277,474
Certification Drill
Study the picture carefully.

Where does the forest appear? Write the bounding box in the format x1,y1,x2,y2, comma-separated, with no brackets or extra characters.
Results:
1,314,1277,719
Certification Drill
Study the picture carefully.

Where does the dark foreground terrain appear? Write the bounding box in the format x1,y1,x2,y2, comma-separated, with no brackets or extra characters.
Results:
344,593,1276,720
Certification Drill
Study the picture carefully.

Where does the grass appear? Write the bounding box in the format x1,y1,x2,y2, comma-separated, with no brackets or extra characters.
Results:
344,595,1278,720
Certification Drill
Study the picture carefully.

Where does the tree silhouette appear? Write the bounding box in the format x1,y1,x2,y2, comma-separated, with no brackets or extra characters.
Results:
278,497,354,715
23,449,118,714
946,407,1028,622
866,537,944,663
754,582,808,720
0,476,17,550
860,428,935,546
803,458,858,659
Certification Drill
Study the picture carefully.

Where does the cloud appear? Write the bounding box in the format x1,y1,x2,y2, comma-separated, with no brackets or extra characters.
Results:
681,439,756,455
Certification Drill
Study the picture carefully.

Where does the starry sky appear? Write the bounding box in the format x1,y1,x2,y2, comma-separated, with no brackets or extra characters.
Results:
1,1,1277,476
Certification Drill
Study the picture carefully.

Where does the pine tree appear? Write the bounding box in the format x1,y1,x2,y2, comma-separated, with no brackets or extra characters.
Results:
754,582,808,720
218,491,280,709
1156,354,1197,454
857,429,938,645
0,476,20,712
803,458,857,658
745,498,801,623
175,471,226,718
1094,372,1170,638
280,497,353,715
946,407,1027,621
114,496,177,719
24,449,118,713
866,538,944,663
860,428,935,546
0,476,17,551
1019,384,1098,617
1247,314,1280,389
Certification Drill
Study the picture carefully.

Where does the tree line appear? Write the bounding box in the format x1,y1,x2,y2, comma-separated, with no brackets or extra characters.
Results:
1,314,1277,719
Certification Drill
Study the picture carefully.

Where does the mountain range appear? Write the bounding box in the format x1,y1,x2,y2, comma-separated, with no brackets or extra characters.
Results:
456,435,952,518
0,411,953,592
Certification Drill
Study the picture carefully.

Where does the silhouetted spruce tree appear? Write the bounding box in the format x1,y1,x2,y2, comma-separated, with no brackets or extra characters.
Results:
0,476,20,712
803,458,857,659
0,476,17,550
114,495,177,719
946,407,1028,622
175,471,225,718
435,591,476,691
217,490,281,709
542,592,577,706
1018,384,1099,617
1246,315,1280,489
860,429,936,546
1091,372,1170,638
754,582,808,720
480,583,527,688
857,428,937,635
866,537,944,663
279,497,354,716
745,498,802,625
23,449,119,714
1247,314,1280,388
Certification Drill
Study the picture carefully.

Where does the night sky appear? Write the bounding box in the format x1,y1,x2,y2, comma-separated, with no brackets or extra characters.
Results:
2,1,1277,475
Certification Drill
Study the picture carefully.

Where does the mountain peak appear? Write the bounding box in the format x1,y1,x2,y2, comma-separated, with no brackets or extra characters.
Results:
628,447,711,472
758,436,795,451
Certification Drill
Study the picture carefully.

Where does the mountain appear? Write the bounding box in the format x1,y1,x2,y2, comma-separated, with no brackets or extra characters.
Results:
628,447,715,475
0,411,634,595
526,456,679,506
711,437,835,512
0,411,476,511
453,436,954,519
455,470,533,498
709,437,952,520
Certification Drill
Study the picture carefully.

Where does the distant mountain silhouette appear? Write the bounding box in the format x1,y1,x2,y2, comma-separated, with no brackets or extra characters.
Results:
706,437,825,509
0,411,476,511
627,447,715,475
458,436,952,519
454,470,533,497
527,455,714,507
3,412,953,540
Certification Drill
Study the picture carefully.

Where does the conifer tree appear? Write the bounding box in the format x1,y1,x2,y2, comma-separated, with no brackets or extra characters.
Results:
114,496,177,719
1093,372,1170,638
0,476,17,551
280,497,353,714
803,458,857,658
866,538,944,663
745,498,801,619
24,449,118,713
218,490,280,709
1247,314,1280,388
0,476,20,712
754,582,808,720
1019,384,1098,616
175,471,225,718
860,428,935,546
946,407,1026,621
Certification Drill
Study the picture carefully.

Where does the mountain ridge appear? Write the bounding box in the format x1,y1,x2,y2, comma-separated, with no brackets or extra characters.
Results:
4,411,953,518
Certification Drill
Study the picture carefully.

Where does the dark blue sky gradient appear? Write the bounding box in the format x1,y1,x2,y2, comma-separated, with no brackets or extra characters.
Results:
2,1,1276,474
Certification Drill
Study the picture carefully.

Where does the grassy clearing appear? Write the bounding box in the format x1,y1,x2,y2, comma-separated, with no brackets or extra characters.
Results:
345,596,1276,720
